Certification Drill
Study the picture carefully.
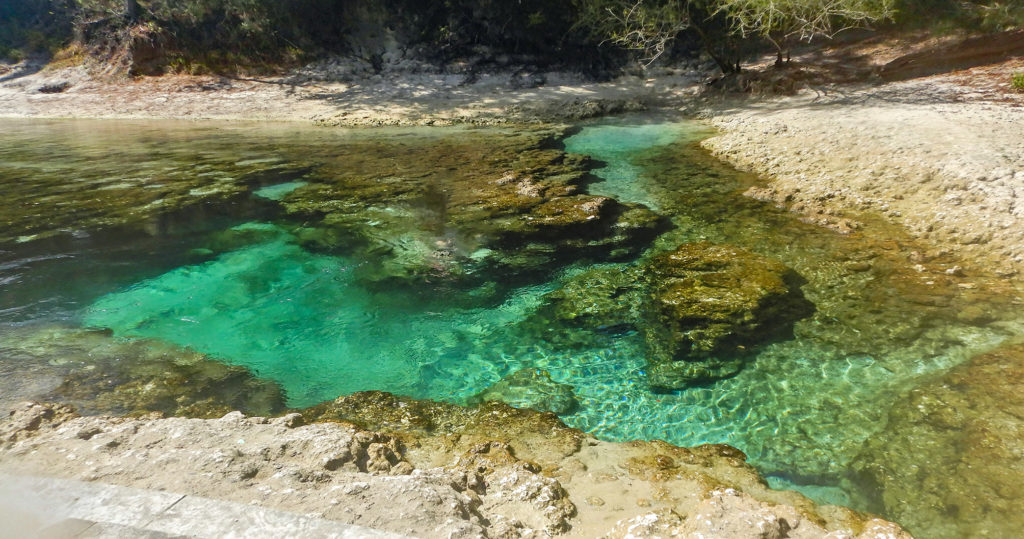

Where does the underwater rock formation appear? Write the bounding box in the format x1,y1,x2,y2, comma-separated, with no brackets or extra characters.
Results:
642,242,813,389
2,326,286,418
467,368,580,415
280,130,665,300
852,343,1024,539
0,128,304,245
543,265,646,333
0,399,910,538
534,242,812,389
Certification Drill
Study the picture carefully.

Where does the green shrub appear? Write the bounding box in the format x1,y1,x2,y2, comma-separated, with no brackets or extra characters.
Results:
1013,72,1024,92
894,0,1024,32
0,45,21,61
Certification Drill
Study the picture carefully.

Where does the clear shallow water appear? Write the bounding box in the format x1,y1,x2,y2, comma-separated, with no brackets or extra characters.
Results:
2,118,1021,515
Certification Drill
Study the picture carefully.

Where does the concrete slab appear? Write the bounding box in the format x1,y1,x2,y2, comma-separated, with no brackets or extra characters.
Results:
0,474,412,539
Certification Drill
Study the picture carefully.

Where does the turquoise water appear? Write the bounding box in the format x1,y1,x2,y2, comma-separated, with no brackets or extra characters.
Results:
563,122,702,210
84,222,556,406
2,118,1021,512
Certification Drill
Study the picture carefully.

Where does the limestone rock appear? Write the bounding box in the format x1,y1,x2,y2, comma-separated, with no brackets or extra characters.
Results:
454,441,576,534
532,242,812,389
468,369,580,415
852,343,1024,538
0,401,909,538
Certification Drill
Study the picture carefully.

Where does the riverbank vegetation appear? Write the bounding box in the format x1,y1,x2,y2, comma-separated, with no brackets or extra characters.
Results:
1,0,1022,75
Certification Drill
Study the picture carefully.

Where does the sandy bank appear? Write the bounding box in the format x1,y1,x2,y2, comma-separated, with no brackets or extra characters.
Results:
1,400,908,538
700,63,1024,280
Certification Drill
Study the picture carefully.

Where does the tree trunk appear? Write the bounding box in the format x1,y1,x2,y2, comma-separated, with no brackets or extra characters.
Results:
686,12,742,74
125,0,140,21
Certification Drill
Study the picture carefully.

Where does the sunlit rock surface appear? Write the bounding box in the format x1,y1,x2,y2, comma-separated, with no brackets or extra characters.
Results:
467,368,580,415
529,242,813,389
852,343,1024,539
0,399,911,538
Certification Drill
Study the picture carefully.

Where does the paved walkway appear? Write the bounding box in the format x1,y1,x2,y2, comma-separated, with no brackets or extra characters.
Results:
0,474,411,539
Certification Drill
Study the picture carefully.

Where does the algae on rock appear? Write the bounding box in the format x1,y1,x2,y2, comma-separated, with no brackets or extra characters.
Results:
642,242,814,389
851,343,1024,539
531,242,813,389
468,368,580,415
2,326,287,418
280,130,665,301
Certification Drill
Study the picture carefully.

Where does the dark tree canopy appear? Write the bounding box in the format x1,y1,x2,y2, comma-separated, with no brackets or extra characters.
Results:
1,0,1019,73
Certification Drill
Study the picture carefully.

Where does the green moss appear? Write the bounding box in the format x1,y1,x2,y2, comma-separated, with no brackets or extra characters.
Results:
7,326,287,418
530,242,813,390
468,368,580,415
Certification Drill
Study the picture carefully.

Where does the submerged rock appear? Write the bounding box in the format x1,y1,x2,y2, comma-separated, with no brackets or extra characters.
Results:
2,326,287,418
0,121,306,245
543,265,645,332
851,343,1024,538
468,368,580,415
280,130,665,301
642,242,813,389
533,242,813,389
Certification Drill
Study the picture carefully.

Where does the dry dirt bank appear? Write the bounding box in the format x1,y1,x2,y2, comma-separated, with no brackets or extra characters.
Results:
0,61,698,126
1,400,908,538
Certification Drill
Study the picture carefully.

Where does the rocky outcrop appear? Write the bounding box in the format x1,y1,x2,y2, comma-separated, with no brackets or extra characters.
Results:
0,400,910,538
281,130,665,302
467,368,580,415
852,343,1024,539
533,242,813,389
1,326,286,418
642,242,813,389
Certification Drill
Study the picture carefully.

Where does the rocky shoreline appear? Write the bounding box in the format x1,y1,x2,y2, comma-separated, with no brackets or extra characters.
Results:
3,41,1024,537
1,399,909,538
699,74,1024,281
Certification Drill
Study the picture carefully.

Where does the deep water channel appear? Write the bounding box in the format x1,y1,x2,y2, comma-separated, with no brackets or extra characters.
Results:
2,118,1023,529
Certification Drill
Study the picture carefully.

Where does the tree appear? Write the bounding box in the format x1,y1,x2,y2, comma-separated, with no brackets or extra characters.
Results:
714,0,896,65
575,0,692,66
124,0,139,20
576,0,895,72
